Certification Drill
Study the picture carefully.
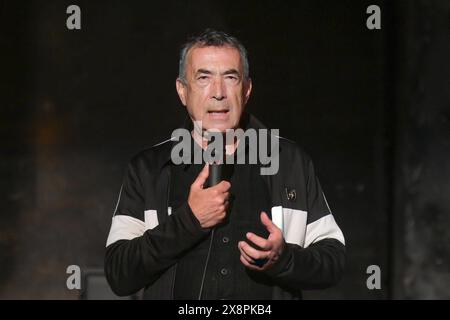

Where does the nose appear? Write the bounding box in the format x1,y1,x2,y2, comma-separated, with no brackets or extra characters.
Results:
211,77,226,101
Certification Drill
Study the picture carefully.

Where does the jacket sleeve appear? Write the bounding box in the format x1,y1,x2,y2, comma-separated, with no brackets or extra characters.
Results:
265,154,346,291
104,161,209,296
264,239,346,290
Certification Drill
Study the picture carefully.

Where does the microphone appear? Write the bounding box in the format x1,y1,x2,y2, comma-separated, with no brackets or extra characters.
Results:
204,132,233,187
206,162,222,187
198,133,232,300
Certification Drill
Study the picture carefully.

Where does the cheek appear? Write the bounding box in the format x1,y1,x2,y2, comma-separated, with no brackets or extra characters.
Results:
186,95,209,117
193,87,210,102
231,92,245,109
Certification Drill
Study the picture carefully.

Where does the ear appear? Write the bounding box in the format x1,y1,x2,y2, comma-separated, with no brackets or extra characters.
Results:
243,78,252,105
176,78,187,106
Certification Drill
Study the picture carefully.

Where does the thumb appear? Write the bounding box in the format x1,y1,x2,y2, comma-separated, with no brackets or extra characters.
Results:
260,211,277,234
192,163,209,189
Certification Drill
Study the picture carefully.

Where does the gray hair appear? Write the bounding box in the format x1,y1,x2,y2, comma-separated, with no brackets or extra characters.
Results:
178,29,250,84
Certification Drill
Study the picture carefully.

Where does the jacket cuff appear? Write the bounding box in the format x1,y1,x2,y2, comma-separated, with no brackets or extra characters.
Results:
176,202,210,237
263,242,294,277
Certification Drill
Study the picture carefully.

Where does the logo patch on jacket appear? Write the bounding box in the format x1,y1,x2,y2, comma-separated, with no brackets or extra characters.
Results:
285,187,297,201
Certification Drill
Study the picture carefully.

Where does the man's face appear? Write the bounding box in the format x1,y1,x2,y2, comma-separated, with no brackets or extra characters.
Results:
176,46,252,133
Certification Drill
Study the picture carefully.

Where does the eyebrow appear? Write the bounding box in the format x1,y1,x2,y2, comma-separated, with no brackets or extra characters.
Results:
195,68,240,76
196,69,213,75
223,69,240,76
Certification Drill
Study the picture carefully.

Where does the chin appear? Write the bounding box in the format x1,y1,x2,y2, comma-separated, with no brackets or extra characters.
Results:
203,121,236,132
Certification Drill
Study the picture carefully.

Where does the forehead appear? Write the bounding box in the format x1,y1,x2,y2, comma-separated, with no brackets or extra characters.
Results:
186,46,242,72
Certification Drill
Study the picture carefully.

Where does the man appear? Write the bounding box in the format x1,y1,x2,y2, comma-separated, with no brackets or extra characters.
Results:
105,29,345,299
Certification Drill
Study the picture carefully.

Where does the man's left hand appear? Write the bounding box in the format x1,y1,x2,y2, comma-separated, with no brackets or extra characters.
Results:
238,211,286,271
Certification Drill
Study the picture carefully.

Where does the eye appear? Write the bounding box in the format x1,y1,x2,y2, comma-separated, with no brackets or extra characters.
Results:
225,75,239,82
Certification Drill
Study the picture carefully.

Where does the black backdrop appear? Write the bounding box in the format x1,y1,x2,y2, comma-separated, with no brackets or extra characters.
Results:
1,0,449,299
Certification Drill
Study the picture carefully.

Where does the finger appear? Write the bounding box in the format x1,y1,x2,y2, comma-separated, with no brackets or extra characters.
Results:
238,242,255,263
260,211,278,234
214,205,227,216
214,180,231,193
246,232,272,251
240,255,260,271
239,241,269,260
192,163,209,189
217,192,230,203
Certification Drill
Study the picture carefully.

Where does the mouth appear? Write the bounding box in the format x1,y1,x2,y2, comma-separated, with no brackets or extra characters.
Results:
207,109,230,120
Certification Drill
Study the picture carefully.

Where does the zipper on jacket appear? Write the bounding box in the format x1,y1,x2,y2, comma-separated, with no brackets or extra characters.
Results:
166,164,178,299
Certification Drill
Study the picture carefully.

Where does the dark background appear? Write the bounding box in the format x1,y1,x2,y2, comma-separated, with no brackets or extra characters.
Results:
1,0,449,299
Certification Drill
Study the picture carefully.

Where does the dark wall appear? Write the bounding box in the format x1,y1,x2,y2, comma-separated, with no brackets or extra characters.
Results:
391,0,450,299
0,0,448,299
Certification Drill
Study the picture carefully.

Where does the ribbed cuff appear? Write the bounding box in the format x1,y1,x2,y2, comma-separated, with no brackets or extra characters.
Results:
263,243,294,277
177,202,210,237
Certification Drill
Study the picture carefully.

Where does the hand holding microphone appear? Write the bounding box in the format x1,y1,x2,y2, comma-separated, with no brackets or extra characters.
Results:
188,163,231,228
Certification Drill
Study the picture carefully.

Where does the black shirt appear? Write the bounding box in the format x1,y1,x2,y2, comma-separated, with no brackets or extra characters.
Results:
171,139,274,299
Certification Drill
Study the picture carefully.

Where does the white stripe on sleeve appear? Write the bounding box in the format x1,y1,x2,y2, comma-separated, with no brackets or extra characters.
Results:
106,215,146,247
304,214,345,248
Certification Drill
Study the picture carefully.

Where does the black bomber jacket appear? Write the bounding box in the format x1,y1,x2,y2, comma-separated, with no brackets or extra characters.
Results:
104,113,346,299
